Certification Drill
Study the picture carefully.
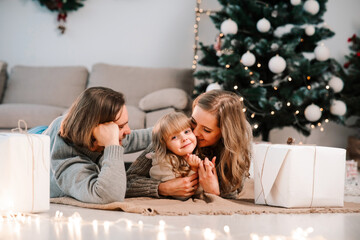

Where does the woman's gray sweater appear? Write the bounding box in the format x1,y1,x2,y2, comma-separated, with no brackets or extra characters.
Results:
45,116,152,204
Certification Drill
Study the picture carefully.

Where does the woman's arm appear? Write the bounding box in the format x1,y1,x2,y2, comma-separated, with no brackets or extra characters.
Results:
126,145,199,198
126,145,162,198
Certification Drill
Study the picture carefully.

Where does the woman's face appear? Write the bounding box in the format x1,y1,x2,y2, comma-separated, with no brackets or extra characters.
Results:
191,105,221,148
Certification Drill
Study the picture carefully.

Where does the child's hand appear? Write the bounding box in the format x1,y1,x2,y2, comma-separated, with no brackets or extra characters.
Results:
185,154,201,172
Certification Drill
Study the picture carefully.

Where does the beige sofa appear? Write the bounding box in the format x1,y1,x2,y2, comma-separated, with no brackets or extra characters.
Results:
0,61,194,163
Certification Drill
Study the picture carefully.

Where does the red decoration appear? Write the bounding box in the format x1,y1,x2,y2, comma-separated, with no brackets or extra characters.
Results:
344,62,350,68
348,34,357,42
357,52,360,57
214,35,222,52
36,0,86,34
57,12,67,22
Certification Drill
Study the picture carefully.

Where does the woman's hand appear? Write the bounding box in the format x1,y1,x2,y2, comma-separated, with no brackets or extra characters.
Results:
158,173,199,197
185,154,201,172
92,122,120,147
198,157,220,195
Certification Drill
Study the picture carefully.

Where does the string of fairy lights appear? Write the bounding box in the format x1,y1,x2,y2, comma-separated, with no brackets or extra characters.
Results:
1,211,322,240
191,0,345,134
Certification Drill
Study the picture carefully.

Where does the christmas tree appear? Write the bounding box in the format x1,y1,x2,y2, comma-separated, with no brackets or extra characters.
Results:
193,0,347,141
343,33,360,134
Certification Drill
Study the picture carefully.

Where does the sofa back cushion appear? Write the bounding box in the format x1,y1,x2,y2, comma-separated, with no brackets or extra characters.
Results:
87,63,194,106
2,66,88,108
0,61,7,103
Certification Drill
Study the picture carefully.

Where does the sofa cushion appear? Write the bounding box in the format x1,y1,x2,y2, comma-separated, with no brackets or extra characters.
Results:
0,61,7,103
0,103,66,128
126,105,146,130
2,65,88,108
87,63,194,106
139,88,189,111
145,107,175,128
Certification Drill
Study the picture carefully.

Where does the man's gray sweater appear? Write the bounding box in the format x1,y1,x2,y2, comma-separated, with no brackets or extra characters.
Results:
45,116,152,204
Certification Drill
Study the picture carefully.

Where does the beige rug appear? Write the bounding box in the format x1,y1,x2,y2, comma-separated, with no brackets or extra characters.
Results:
50,180,360,216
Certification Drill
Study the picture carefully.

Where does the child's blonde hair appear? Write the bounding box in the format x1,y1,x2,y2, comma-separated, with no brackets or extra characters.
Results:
152,112,193,177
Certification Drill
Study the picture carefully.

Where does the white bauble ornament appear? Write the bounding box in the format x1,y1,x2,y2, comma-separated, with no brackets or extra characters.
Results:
256,18,271,33
304,104,322,122
328,76,344,93
271,43,279,51
206,82,222,92
268,55,287,74
304,0,320,15
314,44,330,61
221,19,238,35
241,51,256,67
330,100,347,116
291,0,301,6
305,25,315,36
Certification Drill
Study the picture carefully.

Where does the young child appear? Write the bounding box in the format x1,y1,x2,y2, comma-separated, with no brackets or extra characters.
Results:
149,112,203,200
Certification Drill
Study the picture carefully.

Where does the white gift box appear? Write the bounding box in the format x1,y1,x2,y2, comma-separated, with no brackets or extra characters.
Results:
253,143,346,208
0,133,50,213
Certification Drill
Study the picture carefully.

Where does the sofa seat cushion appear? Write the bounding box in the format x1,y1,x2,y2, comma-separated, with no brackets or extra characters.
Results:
2,65,88,108
0,103,66,128
126,105,146,130
88,63,194,106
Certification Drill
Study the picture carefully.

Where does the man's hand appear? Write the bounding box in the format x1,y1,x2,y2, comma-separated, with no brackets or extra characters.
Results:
92,122,120,147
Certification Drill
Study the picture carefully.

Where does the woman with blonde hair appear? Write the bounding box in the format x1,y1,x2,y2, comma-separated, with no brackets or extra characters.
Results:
45,87,152,203
126,89,252,199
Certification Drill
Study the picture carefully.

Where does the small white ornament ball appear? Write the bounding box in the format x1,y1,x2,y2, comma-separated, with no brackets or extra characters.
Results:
314,44,330,61
206,82,222,92
256,18,271,33
271,43,279,51
328,76,344,93
304,104,322,122
216,51,223,57
268,55,287,74
241,51,256,67
305,25,315,36
304,0,320,15
290,0,301,6
330,100,347,116
221,19,238,35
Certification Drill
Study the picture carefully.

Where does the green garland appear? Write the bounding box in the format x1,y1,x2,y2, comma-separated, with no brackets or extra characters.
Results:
35,0,86,34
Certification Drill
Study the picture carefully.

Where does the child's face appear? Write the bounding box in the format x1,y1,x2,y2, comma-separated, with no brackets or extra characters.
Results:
165,128,197,157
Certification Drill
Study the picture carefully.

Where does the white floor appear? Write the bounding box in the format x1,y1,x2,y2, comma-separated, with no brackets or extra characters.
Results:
2,170,360,240
0,194,359,240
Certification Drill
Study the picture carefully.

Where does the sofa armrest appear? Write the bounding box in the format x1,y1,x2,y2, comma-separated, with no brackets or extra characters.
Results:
0,61,8,103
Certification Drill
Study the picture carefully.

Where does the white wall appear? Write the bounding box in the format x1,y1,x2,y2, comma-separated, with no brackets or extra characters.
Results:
0,0,196,69
0,0,358,149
